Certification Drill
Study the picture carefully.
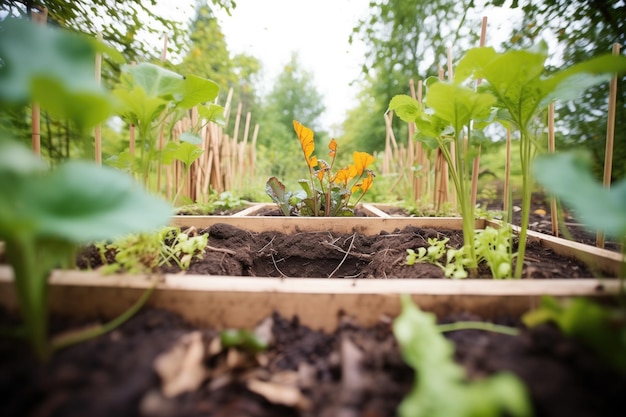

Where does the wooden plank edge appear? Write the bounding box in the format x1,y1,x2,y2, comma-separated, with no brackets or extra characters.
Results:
486,220,625,277
0,266,619,332
171,216,483,234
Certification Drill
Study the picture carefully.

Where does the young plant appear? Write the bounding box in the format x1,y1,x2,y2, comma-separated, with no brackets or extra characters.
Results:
453,42,626,278
98,226,208,274
406,225,514,279
389,79,495,274
112,62,224,196
393,294,532,417
266,120,375,216
0,18,173,361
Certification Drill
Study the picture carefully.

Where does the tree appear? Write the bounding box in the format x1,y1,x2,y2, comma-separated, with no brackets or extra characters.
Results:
348,0,482,152
255,52,326,187
174,4,262,134
489,0,626,180
0,0,236,164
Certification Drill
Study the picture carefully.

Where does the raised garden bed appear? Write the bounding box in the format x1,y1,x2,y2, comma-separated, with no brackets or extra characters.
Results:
1,208,624,417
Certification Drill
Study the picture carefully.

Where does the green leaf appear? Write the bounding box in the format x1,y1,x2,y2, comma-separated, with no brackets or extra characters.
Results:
112,86,167,133
0,18,114,132
394,295,532,417
539,54,626,107
122,63,184,99
533,151,626,240
177,74,220,109
32,78,114,133
265,176,291,216
162,141,203,167
424,82,496,131
17,161,172,243
388,95,421,122
523,296,626,374
179,132,203,145
197,103,225,124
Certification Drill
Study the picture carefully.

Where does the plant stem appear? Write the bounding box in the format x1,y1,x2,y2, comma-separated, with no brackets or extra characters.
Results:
514,127,533,279
437,321,519,336
5,235,51,361
51,280,157,352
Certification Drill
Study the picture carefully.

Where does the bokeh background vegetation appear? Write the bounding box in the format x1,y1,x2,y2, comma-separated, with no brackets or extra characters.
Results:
1,0,623,205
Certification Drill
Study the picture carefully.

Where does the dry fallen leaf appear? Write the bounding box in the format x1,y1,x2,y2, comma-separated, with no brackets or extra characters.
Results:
154,331,207,398
247,378,311,410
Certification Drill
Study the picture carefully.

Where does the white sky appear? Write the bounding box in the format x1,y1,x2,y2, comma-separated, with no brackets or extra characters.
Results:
214,0,370,135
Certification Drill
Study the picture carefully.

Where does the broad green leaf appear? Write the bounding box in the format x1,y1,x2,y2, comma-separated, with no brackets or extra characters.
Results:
198,103,225,124
162,141,203,167
394,294,532,417
265,176,291,216
523,296,626,374
456,44,548,128
123,63,184,99
16,161,172,243
424,82,496,130
388,95,421,122
0,18,113,131
113,86,167,131
533,151,626,239
539,54,626,107
177,74,220,109
179,132,203,145
32,78,113,133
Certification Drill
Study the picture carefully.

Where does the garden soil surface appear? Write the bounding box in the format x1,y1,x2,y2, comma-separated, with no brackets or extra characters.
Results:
2,197,624,417
1,306,625,417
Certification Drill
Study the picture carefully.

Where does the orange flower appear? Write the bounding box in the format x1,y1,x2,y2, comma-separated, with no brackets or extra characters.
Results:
293,120,317,169
334,166,355,186
328,138,337,158
352,151,374,176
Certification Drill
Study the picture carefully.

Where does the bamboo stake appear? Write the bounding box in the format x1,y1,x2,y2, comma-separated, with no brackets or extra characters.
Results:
250,123,259,178
94,32,103,165
470,16,488,208
547,102,558,237
129,61,136,160
31,7,48,156
158,34,168,197
596,43,621,248
503,129,512,216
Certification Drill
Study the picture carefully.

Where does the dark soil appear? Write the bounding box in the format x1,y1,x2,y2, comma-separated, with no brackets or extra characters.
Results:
78,223,610,279
1,307,625,417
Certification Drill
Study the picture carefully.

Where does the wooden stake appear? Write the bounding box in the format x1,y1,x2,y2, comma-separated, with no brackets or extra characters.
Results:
596,43,621,248
503,129,512,215
31,7,48,155
547,102,558,236
94,32,103,165
470,16,488,208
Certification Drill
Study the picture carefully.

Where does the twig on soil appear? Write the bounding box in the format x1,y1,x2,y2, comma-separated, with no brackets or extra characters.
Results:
321,239,372,260
207,245,236,255
328,233,357,278
257,236,276,253
270,252,290,278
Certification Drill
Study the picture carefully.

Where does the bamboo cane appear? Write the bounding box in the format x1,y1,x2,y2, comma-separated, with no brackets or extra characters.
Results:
30,7,48,156
596,43,621,248
158,34,168,197
94,32,103,165
547,102,558,237
470,16,488,209
503,129,512,216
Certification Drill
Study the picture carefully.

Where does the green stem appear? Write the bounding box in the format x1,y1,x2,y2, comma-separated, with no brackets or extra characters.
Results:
51,280,157,352
514,128,532,279
5,235,51,361
437,321,519,336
